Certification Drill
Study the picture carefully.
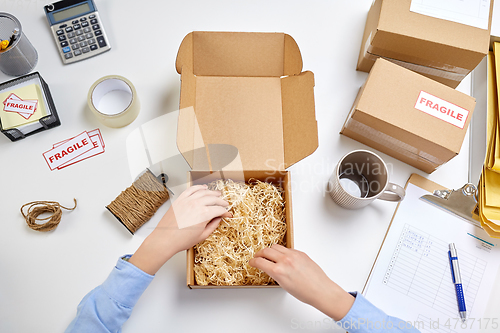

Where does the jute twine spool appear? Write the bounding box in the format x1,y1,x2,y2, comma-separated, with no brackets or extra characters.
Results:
106,170,170,234
21,199,77,232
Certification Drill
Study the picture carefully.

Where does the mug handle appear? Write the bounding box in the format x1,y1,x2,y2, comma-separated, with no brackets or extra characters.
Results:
378,183,405,202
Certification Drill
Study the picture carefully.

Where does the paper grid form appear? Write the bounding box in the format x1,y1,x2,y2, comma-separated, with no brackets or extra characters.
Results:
416,314,457,333
410,0,491,30
384,224,486,319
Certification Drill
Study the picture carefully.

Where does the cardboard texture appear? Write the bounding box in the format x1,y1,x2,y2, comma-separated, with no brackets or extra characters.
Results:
357,0,494,88
175,31,318,288
342,59,476,174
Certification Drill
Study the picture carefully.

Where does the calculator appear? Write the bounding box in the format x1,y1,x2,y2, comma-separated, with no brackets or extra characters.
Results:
44,0,111,65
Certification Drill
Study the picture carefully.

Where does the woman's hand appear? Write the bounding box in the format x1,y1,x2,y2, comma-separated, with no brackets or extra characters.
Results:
249,244,355,321
129,185,230,275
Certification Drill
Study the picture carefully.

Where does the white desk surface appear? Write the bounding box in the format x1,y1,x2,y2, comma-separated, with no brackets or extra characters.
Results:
1,1,499,332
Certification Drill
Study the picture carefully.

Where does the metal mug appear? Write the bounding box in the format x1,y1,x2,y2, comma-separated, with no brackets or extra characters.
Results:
327,150,405,209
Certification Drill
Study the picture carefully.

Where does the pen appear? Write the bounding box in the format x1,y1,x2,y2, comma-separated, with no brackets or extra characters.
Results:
8,28,19,47
449,243,467,323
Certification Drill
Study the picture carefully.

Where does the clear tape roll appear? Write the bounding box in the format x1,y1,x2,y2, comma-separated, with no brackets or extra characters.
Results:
87,75,140,128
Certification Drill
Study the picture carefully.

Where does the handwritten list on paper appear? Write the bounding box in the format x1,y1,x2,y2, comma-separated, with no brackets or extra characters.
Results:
384,224,485,319
410,0,491,30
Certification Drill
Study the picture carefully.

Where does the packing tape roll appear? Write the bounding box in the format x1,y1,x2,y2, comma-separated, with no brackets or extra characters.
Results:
87,75,140,128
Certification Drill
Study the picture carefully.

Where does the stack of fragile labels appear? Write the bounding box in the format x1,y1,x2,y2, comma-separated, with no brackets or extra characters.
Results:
477,44,500,237
0,72,60,141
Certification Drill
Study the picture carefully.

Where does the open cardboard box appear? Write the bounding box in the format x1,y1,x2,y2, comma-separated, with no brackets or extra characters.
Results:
342,58,476,173
175,31,318,288
357,0,493,88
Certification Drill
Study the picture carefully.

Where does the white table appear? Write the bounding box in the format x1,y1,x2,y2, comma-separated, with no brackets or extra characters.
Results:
1,1,499,332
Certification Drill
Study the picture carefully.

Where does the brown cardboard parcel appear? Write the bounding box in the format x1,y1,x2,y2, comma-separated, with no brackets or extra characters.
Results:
357,0,493,88
342,58,476,174
175,31,318,288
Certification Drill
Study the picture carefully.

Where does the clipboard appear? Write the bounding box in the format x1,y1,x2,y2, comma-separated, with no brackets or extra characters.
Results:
361,173,500,333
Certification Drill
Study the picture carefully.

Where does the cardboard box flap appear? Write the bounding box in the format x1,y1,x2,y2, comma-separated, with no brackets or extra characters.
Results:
284,34,303,76
176,32,194,74
176,32,317,171
177,73,318,171
176,32,303,77
281,71,318,168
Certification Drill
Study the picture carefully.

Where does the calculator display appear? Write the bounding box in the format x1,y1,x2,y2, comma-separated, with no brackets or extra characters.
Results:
53,3,91,23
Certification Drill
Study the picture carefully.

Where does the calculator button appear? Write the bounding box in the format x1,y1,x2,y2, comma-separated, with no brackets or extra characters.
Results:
79,41,88,47
70,38,77,44
92,24,100,30
56,29,64,36
58,35,67,41
90,44,98,51
59,24,67,28
77,36,85,42
90,19,98,24
65,27,73,33
76,30,83,36
85,33,93,39
60,41,69,47
62,46,71,53
72,20,79,24
83,27,91,33
88,38,96,45
74,49,82,56
96,36,107,48
82,47,90,53
67,32,75,38
81,21,89,27
64,53,73,59
80,17,87,22
94,30,102,37
72,44,79,50
89,14,96,19
73,24,81,30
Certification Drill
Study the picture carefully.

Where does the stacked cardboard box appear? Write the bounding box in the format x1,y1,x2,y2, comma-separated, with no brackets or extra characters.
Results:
357,0,493,88
344,0,494,173
342,59,476,174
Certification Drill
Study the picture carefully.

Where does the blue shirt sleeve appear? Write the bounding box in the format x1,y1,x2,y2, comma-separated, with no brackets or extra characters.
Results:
65,255,154,333
337,292,421,332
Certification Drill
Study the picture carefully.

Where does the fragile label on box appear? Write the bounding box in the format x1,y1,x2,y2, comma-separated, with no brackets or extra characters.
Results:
414,91,469,129
410,0,491,30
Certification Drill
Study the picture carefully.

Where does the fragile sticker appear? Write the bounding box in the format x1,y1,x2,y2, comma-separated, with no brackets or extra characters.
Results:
414,91,469,129
43,131,94,170
2,93,38,119
46,129,105,170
